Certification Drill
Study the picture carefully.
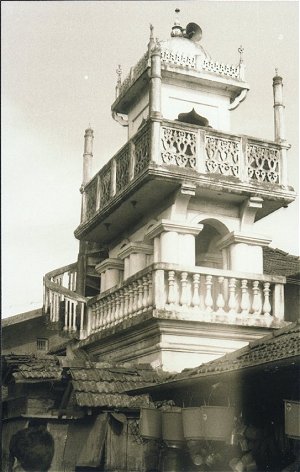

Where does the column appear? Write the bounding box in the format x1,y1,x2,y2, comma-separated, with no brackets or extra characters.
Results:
118,242,153,280
145,219,203,265
95,258,124,293
217,231,271,274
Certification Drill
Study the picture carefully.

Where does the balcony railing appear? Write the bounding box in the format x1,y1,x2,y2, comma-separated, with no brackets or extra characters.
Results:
81,119,287,225
43,263,88,339
85,263,285,338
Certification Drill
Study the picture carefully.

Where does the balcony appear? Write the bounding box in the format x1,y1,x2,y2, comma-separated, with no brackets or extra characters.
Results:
43,263,87,339
44,262,286,342
75,119,295,243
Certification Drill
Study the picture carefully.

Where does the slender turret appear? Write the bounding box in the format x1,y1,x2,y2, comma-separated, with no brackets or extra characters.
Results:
82,126,94,185
273,70,286,142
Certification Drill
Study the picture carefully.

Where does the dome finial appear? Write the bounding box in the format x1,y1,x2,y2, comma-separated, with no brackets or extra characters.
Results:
116,65,122,86
148,24,155,56
171,8,184,37
238,45,244,64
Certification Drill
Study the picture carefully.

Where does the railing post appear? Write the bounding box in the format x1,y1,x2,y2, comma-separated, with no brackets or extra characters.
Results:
153,269,165,310
110,158,116,197
129,141,136,181
273,283,285,321
240,135,248,182
279,145,289,187
79,302,85,339
197,129,206,174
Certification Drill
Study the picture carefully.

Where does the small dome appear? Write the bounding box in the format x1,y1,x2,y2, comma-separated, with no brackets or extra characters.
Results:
160,36,211,61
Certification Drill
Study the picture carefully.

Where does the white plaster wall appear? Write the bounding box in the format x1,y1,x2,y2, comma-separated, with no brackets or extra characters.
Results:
188,199,241,234
128,92,149,138
161,83,231,131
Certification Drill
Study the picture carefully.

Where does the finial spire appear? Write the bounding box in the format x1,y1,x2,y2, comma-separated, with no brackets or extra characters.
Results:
116,65,122,86
171,8,184,37
148,24,155,56
238,45,244,64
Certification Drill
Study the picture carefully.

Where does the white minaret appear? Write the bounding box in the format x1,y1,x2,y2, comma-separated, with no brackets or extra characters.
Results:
82,126,94,185
273,70,286,143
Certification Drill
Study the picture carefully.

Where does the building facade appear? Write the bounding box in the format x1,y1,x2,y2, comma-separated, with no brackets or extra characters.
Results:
41,15,296,372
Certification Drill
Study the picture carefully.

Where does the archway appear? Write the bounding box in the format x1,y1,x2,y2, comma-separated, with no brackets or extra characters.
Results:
195,218,229,269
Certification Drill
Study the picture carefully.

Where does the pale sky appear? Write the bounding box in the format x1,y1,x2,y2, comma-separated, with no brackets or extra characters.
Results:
2,1,299,317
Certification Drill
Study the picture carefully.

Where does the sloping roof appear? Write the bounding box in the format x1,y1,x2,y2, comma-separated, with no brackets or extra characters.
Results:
70,362,169,409
263,247,300,277
2,308,43,327
12,356,62,382
173,320,300,382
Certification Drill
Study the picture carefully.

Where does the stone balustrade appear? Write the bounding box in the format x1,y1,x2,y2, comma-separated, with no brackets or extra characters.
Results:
81,119,286,225
43,263,87,339
86,263,285,337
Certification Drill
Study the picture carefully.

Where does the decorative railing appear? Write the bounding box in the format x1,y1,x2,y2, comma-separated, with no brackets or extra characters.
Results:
43,263,88,339
118,52,150,98
117,48,244,103
86,263,285,337
81,119,286,225
82,122,151,223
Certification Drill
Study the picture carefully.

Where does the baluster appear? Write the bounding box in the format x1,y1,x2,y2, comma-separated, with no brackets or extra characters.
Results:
72,301,77,331
64,299,69,331
99,302,104,330
132,282,138,316
53,294,57,321
45,288,49,314
119,289,124,321
52,293,56,322
137,279,143,313
180,272,189,307
110,295,116,326
240,279,250,322
74,272,76,290
204,275,213,314
80,303,84,338
147,273,153,307
109,295,115,326
128,285,133,318
192,274,201,309
124,287,129,320
263,282,272,326
95,305,100,330
228,278,237,323
142,276,149,311
252,281,262,317
106,296,111,327
115,293,120,325
216,276,225,321
68,300,73,332
167,271,176,306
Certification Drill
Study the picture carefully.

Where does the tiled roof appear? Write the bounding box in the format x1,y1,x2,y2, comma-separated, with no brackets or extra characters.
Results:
174,321,300,381
10,356,63,382
69,362,169,409
74,392,151,408
263,247,300,277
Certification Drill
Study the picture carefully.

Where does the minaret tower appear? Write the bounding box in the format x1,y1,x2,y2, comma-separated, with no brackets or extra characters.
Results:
67,14,296,370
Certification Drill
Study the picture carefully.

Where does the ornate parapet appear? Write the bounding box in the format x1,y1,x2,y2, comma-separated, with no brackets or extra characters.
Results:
76,118,294,238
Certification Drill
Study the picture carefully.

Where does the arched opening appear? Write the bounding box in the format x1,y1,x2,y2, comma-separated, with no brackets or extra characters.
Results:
195,219,229,269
